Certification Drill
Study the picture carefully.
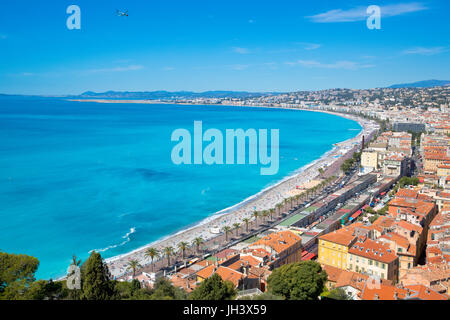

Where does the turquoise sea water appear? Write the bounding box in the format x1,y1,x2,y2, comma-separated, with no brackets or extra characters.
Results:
0,98,361,279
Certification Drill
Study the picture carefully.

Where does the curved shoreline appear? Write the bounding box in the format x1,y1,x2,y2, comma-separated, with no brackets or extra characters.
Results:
97,103,378,278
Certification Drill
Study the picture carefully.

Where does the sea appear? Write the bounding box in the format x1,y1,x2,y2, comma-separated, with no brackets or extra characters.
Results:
0,97,361,279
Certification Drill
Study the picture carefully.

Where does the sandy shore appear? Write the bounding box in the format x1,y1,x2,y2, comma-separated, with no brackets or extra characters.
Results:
71,101,377,278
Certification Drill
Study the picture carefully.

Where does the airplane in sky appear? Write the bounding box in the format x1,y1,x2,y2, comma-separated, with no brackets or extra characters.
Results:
116,9,128,17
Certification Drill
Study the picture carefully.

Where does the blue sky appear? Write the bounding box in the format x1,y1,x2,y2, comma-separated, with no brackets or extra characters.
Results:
0,0,449,95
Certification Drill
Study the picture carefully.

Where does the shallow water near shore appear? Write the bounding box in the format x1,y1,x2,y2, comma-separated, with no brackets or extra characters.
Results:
0,98,361,279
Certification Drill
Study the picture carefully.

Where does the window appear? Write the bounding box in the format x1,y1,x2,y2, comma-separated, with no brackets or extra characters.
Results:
375,261,379,267
369,260,373,266
382,263,386,269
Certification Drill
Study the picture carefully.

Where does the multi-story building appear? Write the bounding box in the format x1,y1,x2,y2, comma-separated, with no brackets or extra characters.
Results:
361,150,379,173
248,230,303,269
347,237,399,282
318,228,358,270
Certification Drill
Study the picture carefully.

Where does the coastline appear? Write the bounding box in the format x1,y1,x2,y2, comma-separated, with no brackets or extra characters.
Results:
80,101,378,278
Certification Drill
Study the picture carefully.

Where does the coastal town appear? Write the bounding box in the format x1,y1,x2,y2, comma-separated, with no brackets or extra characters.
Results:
102,85,450,300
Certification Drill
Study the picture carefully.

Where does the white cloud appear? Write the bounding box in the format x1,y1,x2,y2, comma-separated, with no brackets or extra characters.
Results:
232,47,250,54
286,60,374,70
231,64,249,70
87,65,144,73
307,2,427,23
296,42,322,50
163,66,175,71
402,47,447,55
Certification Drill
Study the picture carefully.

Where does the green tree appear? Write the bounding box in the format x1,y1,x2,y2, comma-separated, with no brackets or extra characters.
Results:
80,251,117,300
25,279,65,300
325,287,351,300
189,274,236,300
242,218,250,233
276,203,283,216
262,210,269,222
252,211,259,225
0,251,40,300
178,241,188,260
269,208,275,221
267,261,327,300
240,291,285,300
377,204,389,216
163,246,175,266
233,223,241,236
223,226,232,241
127,259,141,279
115,279,150,300
193,237,204,254
144,247,159,271
369,214,380,224
150,277,187,300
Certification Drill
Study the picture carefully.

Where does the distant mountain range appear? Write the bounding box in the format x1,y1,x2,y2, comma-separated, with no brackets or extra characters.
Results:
75,90,281,99
388,80,450,88
2,81,448,99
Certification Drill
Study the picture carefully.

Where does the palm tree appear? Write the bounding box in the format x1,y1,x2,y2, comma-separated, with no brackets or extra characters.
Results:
262,210,269,223
233,223,241,236
252,211,259,226
127,259,141,279
295,194,301,206
164,246,175,266
276,203,283,216
144,247,159,271
305,189,311,201
282,198,289,212
223,226,232,241
71,254,82,267
311,186,317,197
178,241,188,260
242,218,250,233
269,208,275,221
193,237,203,254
